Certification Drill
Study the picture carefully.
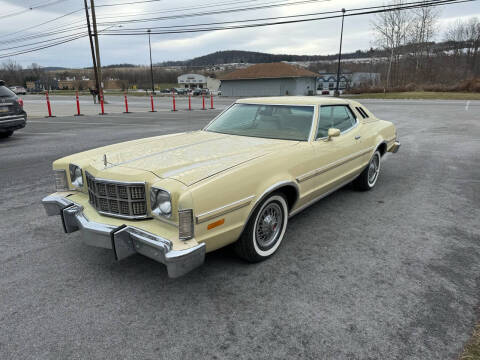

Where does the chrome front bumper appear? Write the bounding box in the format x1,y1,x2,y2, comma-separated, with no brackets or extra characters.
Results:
42,195,205,278
389,141,401,153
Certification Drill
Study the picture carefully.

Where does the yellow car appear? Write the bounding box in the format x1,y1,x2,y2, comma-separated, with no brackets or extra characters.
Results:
42,97,400,277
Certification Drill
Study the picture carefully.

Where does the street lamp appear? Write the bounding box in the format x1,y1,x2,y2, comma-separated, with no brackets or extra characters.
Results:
335,8,346,97
147,29,155,95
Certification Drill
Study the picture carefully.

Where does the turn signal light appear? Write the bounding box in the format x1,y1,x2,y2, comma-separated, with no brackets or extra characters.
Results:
179,209,194,240
207,219,224,230
17,99,24,108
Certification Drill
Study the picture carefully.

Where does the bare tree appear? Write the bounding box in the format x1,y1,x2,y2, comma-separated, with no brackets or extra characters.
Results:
371,0,412,88
444,17,480,77
408,1,439,78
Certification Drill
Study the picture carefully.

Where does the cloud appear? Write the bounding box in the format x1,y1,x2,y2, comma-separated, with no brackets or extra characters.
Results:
0,0,479,67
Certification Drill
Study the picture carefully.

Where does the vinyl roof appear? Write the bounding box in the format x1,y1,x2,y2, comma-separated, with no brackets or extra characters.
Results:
220,62,318,81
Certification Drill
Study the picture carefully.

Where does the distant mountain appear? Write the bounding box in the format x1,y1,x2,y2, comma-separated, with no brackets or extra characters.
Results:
43,66,69,71
159,49,382,66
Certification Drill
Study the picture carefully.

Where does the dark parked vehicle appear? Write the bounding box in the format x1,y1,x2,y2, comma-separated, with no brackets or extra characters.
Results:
0,80,27,138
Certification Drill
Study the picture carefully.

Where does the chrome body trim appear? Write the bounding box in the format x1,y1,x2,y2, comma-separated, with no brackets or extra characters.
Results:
238,181,299,236
85,174,146,186
196,195,256,224
289,175,359,217
296,147,374,183
0,117,26,124
41,195,205,278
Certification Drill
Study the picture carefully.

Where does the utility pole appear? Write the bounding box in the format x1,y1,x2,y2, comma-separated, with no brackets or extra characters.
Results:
335,8,346,97
148,29,155,94
90,0,103,100
83,0,99,101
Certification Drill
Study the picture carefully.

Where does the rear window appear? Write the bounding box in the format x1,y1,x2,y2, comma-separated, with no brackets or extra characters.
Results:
0,86,15,97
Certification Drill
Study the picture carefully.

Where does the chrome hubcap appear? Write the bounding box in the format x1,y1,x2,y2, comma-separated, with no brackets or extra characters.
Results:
256,202,283,249
368,154,380,186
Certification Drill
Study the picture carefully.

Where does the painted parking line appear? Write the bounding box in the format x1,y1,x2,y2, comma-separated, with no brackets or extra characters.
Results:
28,120,166,127
19,132,78,136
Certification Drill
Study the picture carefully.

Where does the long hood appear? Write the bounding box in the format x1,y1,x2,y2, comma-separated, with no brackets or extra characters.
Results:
87,131,298,186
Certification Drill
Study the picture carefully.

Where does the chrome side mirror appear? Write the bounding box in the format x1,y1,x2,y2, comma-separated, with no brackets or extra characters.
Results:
326,128,341,141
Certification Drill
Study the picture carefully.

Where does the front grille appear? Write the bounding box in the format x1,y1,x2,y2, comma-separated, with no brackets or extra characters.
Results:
86,172,148,219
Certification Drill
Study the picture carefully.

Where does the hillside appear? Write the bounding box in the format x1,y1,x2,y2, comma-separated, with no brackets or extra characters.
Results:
159,49,383,66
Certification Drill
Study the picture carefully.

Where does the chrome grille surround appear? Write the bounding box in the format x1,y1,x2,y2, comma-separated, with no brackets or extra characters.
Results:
86,172,148,219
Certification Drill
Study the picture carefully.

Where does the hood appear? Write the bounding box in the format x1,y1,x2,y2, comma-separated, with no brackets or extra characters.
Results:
87,131,297,186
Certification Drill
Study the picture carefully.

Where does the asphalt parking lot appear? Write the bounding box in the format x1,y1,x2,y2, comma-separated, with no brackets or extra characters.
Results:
1,99,479,359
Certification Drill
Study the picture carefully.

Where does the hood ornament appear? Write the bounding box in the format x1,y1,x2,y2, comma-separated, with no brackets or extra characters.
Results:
103,154,107,168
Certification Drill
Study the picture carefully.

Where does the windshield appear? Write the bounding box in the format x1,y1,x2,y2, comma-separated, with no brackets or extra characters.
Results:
0,86,15,97
205,103,314,141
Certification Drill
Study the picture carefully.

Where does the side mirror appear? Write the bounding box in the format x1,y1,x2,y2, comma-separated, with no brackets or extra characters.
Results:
327,128,341,141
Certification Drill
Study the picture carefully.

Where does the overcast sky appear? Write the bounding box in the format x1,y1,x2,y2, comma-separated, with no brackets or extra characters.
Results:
1,0,479,68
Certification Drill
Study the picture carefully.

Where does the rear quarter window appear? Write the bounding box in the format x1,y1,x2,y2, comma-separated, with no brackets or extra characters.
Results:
0,86,15,97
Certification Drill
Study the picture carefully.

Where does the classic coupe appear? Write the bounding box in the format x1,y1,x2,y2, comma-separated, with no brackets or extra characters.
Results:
42,97,400,277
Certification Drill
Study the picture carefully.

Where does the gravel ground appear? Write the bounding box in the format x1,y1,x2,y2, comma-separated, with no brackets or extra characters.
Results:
0,99,479,359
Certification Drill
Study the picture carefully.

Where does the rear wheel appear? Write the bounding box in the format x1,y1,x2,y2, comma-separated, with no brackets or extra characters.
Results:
0,131,13,138
235,193,288,262
353,150,381,191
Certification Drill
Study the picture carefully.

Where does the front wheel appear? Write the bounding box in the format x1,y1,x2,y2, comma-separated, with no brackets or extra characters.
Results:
235,193,289,263
353,150,381,191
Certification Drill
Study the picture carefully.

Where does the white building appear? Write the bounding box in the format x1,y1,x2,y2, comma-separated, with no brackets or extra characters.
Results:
177,74,220,91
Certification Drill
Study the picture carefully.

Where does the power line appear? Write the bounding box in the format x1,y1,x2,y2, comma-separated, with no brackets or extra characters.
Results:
95,0,162,7
0,0,475,59
94,0,303,20
1,8,84,38
101,0,474,35
97,0,331,25
0,0,71,20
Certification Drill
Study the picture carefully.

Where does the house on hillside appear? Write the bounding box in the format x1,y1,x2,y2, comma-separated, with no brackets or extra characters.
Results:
317,72,381,94
219,62,317,97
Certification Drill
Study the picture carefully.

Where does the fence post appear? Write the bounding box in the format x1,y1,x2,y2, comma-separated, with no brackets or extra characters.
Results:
45,91,55,118
150,94,157,112
74,91,83,116
99,91,106,115
124,92,131,113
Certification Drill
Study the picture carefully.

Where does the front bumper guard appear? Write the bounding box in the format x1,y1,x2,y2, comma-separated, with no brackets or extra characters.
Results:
42,195,205,278
390,141,401,154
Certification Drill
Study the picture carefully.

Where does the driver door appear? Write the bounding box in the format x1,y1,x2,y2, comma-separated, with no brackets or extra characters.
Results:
305,105,366,199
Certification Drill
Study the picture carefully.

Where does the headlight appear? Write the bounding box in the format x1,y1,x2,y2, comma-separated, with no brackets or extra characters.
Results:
150,188,172,218
69,164,83,188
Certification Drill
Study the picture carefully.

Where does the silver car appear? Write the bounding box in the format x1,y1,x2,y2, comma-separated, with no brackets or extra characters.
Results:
9,86,27,95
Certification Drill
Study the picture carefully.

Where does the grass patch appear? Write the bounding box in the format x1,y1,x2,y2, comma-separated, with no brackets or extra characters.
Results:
346,91,480,100
461,325,480,360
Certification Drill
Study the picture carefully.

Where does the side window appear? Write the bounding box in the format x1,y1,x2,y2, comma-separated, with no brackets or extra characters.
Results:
316,105,357,139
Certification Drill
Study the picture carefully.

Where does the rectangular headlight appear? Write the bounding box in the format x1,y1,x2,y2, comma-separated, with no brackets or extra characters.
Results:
178,209,194,240
54,169,68,191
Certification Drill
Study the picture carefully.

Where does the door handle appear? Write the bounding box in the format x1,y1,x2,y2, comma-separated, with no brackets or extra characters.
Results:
355,135,361,140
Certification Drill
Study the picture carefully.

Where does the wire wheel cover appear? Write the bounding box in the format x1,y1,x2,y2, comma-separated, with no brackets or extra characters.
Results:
255,202,283,250
368,153,380,186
